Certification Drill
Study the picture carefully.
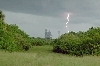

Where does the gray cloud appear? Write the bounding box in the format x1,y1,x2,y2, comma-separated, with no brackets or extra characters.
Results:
0,0,100,17
0,0,100,38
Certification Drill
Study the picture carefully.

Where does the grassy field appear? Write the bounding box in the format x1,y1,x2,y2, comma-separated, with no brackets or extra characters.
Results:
0,45,100,66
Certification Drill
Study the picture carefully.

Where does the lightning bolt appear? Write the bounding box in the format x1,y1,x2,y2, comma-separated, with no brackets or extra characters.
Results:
66,14,70,33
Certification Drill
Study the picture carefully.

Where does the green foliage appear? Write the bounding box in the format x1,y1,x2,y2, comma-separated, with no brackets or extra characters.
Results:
0,10,31,52
31,38,45,46
53,27,100,56
31,37,54,46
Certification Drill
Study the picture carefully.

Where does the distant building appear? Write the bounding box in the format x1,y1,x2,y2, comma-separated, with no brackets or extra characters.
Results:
45,29,52,39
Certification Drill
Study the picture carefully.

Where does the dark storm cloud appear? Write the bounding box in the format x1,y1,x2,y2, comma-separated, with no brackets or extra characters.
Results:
0,0,65,17
0,0,99,16
0,0,100,24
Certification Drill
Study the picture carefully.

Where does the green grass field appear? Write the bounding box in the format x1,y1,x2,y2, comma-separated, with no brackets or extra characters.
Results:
0,45,100,66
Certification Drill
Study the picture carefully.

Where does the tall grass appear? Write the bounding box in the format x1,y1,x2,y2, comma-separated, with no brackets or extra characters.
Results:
0,45,100,66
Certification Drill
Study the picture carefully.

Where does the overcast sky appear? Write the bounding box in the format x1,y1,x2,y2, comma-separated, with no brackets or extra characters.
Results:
0,0,100,38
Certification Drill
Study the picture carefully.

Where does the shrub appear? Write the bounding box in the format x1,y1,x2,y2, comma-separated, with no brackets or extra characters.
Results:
53,27,100,56
0,10,31,52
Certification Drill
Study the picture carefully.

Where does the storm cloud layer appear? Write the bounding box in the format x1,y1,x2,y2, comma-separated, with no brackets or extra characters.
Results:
0,0,100,38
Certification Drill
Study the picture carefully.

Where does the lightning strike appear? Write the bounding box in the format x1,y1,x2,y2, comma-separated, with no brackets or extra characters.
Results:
66,14,70,33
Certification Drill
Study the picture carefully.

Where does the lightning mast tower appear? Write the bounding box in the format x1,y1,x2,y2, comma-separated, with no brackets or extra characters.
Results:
58,31,60,37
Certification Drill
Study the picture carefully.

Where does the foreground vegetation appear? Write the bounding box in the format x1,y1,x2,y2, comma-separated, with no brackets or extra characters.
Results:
53,27,100,56
0,45,100,66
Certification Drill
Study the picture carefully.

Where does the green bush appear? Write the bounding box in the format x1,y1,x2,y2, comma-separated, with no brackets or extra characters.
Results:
0,10,31,52
53,27,100,56
31,38,54,46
